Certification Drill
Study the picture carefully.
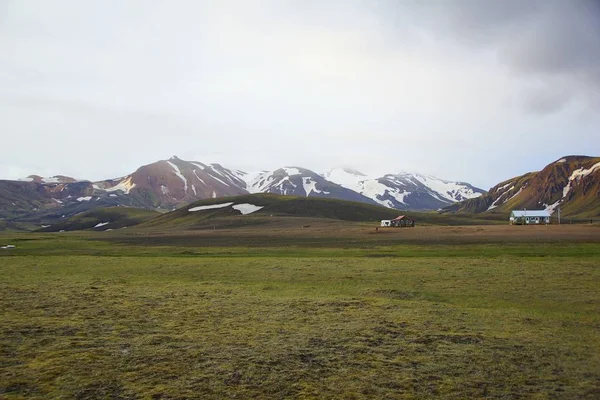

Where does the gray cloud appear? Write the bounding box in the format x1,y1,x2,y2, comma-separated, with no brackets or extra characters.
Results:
402,0,600,114
0,0,598,188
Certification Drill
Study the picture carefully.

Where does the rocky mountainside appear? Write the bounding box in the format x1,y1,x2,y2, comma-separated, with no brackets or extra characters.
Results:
93,156,248,208
444,156,600,218
324,168,485,210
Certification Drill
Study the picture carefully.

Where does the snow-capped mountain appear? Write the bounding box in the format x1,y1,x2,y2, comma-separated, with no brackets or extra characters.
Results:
92,156,248,207
324,168,485,210
0,156,488,227
245,167,376,204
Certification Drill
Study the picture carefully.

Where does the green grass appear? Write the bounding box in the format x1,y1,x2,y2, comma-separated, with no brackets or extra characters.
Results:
1,231,599,398
37,207,161,232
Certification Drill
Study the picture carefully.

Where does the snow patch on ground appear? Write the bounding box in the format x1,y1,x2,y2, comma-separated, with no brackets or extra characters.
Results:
94,222,109,228
556,158,567,163
77,196,92,202
1,245,16,249
167,161,188,193
191,185,197,196
189,202,234,212
232,203,264,215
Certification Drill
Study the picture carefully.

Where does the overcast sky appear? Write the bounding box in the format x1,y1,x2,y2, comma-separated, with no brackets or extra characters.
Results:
1,0,599,188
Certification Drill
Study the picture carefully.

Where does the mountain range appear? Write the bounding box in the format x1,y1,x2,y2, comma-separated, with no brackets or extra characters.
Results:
0,156,484,222
1,154,598,230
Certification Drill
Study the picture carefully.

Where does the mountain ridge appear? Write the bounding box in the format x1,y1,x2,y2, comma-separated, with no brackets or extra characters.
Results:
6,154,595,229
444,155,600,218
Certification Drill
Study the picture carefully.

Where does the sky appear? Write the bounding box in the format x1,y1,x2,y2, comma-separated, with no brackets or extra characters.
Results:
1,0,599,189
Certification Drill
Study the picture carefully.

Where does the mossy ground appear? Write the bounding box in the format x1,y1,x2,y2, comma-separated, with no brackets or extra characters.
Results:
1,227,599,399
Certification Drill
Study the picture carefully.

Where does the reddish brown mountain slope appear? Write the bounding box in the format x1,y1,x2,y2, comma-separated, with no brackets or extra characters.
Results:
94,156,248,208
445,156,600,218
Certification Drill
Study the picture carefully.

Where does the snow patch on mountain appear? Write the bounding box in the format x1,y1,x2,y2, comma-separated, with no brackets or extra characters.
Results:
192,170,206,186
167,161,188,193
105,176,136,194
561,161,600,199
545,199,561,214
324,168,369,193
284,167,302,176
325,168,483,210
191,162,206,171
410,173,482,202
302,177,330,195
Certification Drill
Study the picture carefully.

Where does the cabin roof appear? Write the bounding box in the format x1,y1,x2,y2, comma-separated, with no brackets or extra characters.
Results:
511,210,551,217
392,215,410,221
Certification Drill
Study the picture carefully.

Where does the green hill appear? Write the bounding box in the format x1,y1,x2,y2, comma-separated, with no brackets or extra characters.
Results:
37,207,161,232
139,194,505,230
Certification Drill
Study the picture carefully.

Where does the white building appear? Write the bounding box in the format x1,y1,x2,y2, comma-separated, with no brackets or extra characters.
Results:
510,210,551,225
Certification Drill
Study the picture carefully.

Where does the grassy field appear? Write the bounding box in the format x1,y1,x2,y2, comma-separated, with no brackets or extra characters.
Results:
1,225,599,399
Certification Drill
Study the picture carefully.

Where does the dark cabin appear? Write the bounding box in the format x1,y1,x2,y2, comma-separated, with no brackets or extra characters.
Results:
390,215,415,228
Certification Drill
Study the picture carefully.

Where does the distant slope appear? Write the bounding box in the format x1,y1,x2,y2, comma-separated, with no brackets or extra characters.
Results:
141,193,401,229
140,193,506,230
38,207,161,232
246,167,377,205
445,156,600,218
324,168,485,210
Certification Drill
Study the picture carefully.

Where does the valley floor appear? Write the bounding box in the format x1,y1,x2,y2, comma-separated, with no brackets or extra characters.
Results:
1,225,599,398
